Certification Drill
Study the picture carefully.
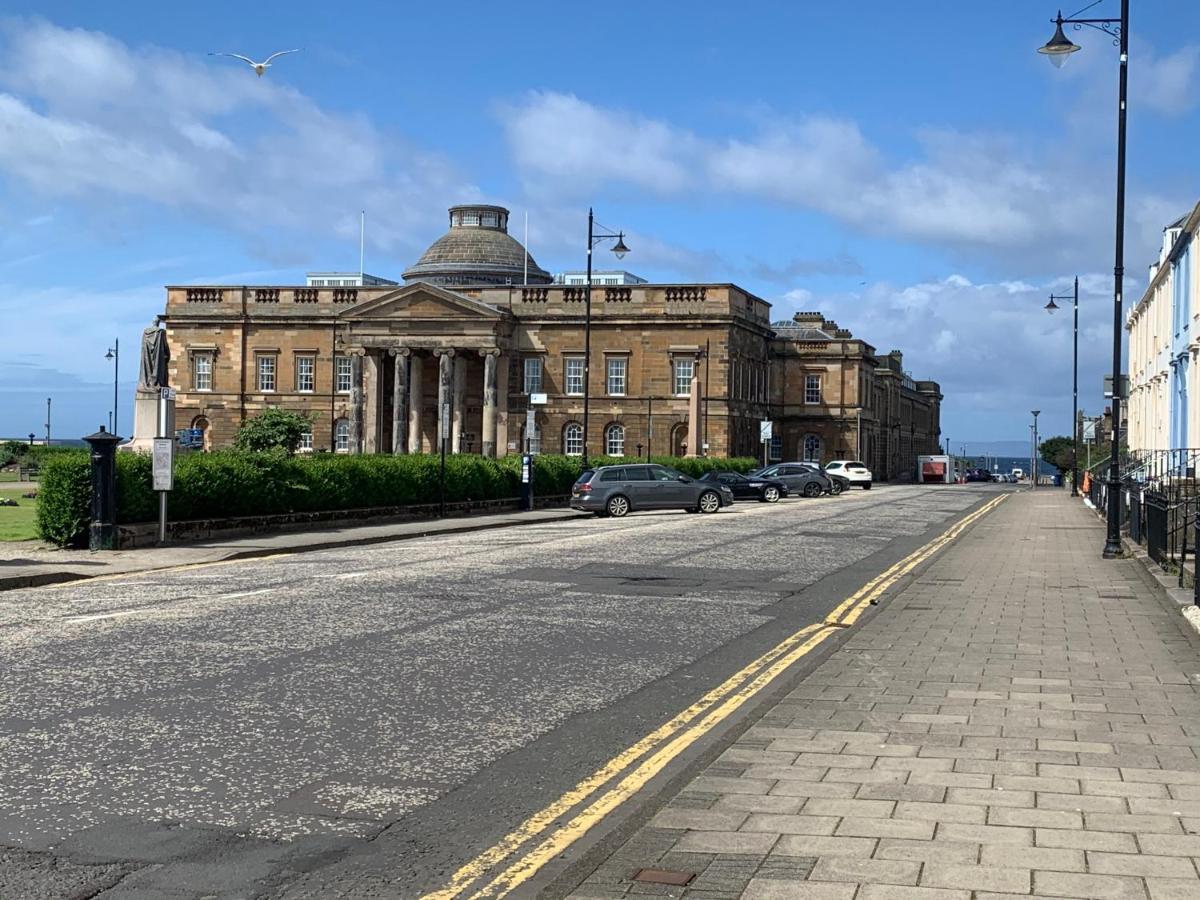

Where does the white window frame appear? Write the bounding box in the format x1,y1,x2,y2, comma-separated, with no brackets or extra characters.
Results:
564,422,584,456
334,418,351,453
606,357,627,397
805,374,821,405
769,434,782,462
295,355,315,393
673,357,694,397
299,430,314,453
335,356,353,394
564,356,585,396
192,351,213,392
605,423,625,456
257,354,277,393
523,357,543,394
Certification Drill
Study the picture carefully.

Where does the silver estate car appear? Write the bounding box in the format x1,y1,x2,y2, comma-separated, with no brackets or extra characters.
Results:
571,464,734,517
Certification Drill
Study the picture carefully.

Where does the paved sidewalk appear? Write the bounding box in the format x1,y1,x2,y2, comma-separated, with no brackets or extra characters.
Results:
0,506,586,591
568,489,1200,900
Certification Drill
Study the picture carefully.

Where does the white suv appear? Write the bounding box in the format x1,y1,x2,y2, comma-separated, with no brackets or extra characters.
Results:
826,460,873,489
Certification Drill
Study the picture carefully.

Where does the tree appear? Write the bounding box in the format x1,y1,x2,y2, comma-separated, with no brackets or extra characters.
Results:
1039,435,1075,473
234,408,314,454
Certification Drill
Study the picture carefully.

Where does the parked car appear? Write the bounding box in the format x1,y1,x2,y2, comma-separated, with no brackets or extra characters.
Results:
965,468,992,483
571,464,734,517
825,460,873,489
795,461,850,495
748,463,831,498
699,470,787,502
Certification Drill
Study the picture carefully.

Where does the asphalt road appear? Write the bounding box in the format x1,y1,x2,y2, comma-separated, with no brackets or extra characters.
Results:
0,483,1006,899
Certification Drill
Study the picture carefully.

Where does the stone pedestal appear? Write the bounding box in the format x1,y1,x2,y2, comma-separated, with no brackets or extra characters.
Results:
126,389,174,452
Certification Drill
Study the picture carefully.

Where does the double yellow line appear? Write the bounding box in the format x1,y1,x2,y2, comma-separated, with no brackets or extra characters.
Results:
424,493,1007,899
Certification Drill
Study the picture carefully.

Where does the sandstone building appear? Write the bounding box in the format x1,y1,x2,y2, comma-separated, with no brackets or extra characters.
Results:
162,204,942,478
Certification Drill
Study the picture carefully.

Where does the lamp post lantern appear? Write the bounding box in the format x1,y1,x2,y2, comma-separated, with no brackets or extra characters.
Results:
1038,0,1127,555
582,208,630,467
1046,277,1080,495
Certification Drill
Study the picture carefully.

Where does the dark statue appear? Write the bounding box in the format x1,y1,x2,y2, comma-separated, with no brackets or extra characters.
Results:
139,326,170,389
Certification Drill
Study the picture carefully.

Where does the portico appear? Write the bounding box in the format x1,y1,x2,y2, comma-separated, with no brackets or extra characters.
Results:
338,283,514,456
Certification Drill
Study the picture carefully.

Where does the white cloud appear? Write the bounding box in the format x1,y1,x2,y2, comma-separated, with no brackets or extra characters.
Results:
1133,43,1200,115
0,17,480,255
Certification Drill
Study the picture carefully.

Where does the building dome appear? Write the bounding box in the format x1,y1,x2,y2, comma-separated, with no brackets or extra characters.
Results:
402,205,553,286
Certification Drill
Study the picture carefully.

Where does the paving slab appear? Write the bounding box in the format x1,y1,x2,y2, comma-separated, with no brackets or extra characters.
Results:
566,489,1200,898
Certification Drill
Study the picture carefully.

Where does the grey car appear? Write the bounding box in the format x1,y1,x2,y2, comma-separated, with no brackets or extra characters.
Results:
571,464,734,517
749,462,832,498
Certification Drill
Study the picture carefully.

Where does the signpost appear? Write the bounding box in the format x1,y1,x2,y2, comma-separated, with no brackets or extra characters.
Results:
759,419,773,468
439,401,450,518
154,387,176,544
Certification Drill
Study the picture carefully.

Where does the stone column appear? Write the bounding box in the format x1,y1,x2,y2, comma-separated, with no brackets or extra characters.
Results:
495,352,510,455
435,349,454,452
391,349,408,455
480,350,499,457
407,351,424,453
349,351,364,454
452,353,466,453
363,351,381,453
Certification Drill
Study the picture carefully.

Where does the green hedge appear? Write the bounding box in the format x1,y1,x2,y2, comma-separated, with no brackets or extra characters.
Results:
34,450,760,547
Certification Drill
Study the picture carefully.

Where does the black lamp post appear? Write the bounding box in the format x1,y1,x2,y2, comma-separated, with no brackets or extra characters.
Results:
1032,410,1041,489
1038,1,1127,556
582,208,630,467
105,338,119,438
1046,276,1079,495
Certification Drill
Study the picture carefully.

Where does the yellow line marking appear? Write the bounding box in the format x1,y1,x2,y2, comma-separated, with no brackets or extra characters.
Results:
424,493,1008,899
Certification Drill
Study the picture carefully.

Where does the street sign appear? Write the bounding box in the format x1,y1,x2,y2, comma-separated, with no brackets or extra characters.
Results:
152,438,174,491
529,392,548,405
161,387,176,401
1103,375,1128,400
525,407,538,453
759,420,773,442
441,403,451,441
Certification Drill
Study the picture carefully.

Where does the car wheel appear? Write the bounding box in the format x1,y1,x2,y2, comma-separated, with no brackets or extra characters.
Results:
697,490,721,513
803,481,822,498
862,482,872,490
762,486,780,503
606,494,631,517
829,480,844,496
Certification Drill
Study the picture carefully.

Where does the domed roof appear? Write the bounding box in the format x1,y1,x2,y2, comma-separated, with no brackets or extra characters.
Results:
402,205,552,286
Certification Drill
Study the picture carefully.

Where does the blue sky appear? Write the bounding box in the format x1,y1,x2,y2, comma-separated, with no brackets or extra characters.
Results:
2,1,1199,447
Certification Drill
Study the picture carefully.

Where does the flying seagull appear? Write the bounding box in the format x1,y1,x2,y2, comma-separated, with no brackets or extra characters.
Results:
208,49,300,77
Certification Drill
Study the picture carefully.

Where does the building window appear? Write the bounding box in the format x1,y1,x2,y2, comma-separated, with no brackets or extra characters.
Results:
335,356,352,393
564,422,584,456
459,210,480,226
299,430,313,453
334,418,351,453
192,352,213,392
257,354,277,392
605,423,625,456
191,416,211,452
565,357,584,395
673,357,694,397
805,374,821,404
803,433,821,462
524,357,543,394
606,357,627,396
481,211,498,227
296,355,315,393
769,434,782,461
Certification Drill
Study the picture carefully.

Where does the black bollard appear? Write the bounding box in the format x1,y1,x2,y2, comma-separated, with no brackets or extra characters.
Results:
84,426,123,551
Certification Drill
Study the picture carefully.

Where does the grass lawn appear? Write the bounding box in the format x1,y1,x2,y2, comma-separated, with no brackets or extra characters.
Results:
0,487,38,541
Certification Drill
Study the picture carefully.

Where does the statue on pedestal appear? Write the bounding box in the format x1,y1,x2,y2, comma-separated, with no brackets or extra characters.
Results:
139,325,170,391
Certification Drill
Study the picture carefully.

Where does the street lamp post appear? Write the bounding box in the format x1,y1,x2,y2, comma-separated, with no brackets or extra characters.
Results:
582,208,630,467
1038,0,1128,555
105,338,119,437
1032,410,1041,488
1046,277,1079,495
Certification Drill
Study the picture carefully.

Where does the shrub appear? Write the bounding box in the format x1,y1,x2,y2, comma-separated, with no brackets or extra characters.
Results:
35,451,90,547
234,408,315,454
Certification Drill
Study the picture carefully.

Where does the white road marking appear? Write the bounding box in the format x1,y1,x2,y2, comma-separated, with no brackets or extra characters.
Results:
217,588,278,600
64,609,146,623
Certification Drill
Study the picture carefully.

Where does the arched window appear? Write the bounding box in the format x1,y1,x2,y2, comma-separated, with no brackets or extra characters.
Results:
334,418,351,453
670,423,688,457
604,423,625,456
191,416,211,452
563,422,584,456
802,433,821,462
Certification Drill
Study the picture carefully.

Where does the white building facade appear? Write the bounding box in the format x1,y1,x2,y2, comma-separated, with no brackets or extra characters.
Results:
1127,202,1200,464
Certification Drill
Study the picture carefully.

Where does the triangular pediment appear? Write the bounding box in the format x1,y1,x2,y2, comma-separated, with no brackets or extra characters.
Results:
339,282,507,320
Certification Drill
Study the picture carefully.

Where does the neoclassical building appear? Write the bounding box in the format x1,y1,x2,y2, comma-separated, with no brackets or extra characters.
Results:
162,204,941,474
